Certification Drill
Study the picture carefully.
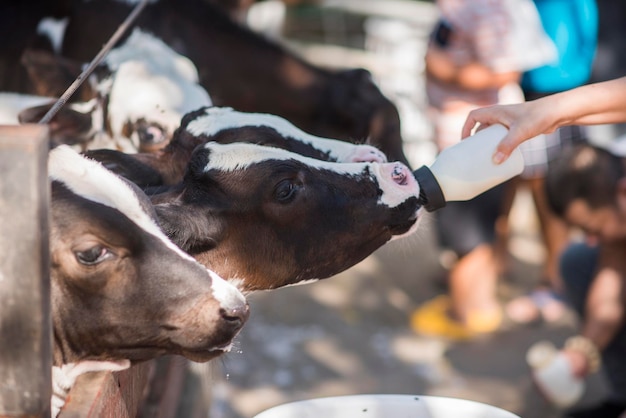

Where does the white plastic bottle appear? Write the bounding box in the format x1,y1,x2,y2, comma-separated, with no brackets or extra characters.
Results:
526,340,585,408
413,124,525,212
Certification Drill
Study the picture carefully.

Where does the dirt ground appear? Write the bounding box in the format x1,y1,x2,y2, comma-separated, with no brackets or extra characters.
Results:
181,2,613,417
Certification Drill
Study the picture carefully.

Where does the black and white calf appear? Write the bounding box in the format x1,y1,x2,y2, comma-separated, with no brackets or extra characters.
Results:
48,146,248,415
150,141,423,292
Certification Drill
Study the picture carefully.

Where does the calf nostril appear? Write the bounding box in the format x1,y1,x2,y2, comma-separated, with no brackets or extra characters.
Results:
391,164,407,185
220,305,250,326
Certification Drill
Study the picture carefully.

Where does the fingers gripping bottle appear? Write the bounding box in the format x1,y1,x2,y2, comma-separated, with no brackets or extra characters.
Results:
413,124,525,212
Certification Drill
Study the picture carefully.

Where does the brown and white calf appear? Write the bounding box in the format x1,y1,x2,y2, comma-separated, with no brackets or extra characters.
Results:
48,146,248,415
86,106,388,188
150,140,423,292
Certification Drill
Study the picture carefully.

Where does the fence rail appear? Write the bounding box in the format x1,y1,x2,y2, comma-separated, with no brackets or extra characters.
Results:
0,125,51,418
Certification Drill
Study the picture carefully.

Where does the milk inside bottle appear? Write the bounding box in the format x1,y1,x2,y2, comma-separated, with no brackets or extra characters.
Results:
413,124,524,212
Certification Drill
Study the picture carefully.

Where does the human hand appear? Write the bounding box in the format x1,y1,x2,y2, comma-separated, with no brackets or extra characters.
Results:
562,348,591,379
462,100,558,164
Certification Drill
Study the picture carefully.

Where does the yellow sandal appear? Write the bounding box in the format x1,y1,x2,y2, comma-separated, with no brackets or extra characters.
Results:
410,295,502,341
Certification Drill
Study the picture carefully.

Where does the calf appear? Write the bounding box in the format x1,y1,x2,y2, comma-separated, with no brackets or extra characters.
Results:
59,0,410,165
18,28,213,153
85,106,388,187
48,146,248,414
150,140,422,292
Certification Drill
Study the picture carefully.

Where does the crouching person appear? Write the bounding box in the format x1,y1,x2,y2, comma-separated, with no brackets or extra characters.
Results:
532,143,626,417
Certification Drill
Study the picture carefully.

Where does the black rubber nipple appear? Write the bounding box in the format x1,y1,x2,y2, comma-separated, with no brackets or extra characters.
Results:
413,165,446,212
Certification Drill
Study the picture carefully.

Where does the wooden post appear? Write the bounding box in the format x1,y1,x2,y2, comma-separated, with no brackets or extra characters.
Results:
0,125,51,418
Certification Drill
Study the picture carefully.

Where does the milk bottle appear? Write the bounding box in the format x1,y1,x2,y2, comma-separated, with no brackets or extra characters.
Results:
526,340,585,408
413,124,525,212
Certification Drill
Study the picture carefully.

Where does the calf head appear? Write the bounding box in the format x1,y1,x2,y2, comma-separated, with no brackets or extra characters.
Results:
103,29,212,152
85,106,388,188
20,29,212,153
48,146,248,365
152,142,423,292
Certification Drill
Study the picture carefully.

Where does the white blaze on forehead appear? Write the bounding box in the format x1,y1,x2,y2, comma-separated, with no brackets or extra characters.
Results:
207,270,247,309
186,107,371,162
48,146,195,261
105,29,212,140
201,142,417,208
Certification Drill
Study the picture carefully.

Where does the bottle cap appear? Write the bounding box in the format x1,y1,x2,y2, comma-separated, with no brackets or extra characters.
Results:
413,165,446,212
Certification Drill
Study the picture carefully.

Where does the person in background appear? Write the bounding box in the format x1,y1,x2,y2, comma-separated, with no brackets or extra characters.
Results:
539,144,626,418
411,0,556,339
502,0,598,325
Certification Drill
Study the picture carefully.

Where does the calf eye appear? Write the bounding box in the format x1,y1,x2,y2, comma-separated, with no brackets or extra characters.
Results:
274,180,298,203
75,246,112,265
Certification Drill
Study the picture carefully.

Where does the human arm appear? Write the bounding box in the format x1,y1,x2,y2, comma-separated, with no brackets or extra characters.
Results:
425,45,520,91
564,242,626,378
461,77,626,163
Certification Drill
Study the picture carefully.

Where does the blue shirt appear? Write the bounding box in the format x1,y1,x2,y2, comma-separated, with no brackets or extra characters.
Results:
521,0,598,93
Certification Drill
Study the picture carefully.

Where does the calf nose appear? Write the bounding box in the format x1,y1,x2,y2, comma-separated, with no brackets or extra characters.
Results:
209,270,248,324
219,304,250,328
391,163,410,185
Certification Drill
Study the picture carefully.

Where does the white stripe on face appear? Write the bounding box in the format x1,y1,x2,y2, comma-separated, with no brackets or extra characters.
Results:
48,145,193,261
186,107,375,162
207,270,247,306
200,142,419,208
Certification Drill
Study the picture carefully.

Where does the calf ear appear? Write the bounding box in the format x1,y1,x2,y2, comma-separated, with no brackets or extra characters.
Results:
18,104,92,147
154,201,225,254
21,48,96,101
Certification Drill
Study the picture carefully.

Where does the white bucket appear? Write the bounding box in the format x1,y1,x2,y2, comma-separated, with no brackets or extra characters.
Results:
253,394,520,418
